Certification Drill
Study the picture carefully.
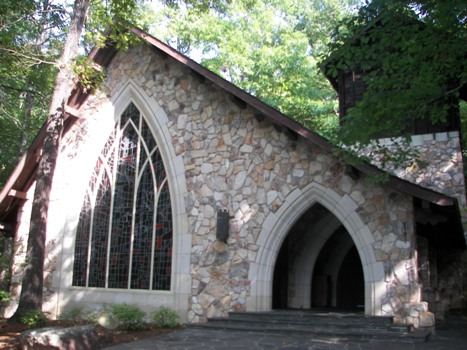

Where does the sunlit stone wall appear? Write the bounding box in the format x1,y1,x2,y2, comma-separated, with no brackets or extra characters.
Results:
98,45,421,323
4,43,440,328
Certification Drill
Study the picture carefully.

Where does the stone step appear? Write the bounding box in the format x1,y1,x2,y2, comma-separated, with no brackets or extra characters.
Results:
228,310,395,327
189,310,430,343
205,316,409,333
189,323,429,343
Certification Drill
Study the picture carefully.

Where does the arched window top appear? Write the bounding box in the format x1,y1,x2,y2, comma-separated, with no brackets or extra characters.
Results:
73,102,173,291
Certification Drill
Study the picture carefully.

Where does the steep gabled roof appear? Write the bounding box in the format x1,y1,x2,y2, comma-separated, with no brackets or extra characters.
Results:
0,25,462,235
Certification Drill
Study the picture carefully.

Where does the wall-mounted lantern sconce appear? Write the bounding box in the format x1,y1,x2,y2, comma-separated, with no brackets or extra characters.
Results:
216,209,230,243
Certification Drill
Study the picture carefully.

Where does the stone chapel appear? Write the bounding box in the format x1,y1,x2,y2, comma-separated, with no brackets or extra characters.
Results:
0,25,465,327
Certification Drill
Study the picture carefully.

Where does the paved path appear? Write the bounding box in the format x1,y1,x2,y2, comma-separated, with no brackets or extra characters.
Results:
104,312,467,350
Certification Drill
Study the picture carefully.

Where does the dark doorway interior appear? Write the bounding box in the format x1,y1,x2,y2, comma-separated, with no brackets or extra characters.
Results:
272,204,364,310
336,245,364,309
311,228,364,309
273,237,289,309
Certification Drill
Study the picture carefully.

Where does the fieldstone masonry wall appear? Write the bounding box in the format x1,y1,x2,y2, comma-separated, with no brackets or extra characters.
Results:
100,44,421,323
369,133,466,207
5,43,454,329
365,134,467,315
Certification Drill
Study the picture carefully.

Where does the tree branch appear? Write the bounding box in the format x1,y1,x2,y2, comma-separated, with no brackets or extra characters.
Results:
0,47,57,66
0,83,44,96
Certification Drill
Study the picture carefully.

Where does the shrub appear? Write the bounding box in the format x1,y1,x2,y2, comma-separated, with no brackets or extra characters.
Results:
84,306,107,325
109,303,146,331
152,307,179,328
0,290,10,304
19,309,48,327
58,306,85,322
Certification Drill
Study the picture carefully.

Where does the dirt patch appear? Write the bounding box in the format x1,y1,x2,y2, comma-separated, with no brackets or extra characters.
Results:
0,319,179,349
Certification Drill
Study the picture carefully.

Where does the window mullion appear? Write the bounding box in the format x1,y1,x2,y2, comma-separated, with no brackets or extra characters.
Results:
73,102,173,291
88,151,113,287
84,190,93,287
149,147,158,290
106,128,121,288
127,115,142,289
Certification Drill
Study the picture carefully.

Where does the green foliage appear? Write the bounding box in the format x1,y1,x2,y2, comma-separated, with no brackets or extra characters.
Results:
19,309,49,327
0,0,63,188
58,306,86,322
73,56,106,93
461,101,467,156
163,0,231,13
152,306,180,328
0,236,12,302
0,290,10,304
109,303,147,331
80,306,105,325
321,0,467,164
84,0,150,52
0,235,12,282
0,0,151,188
149,0,359,140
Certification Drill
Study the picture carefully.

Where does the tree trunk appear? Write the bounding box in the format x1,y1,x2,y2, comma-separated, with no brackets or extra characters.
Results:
12,0,91,318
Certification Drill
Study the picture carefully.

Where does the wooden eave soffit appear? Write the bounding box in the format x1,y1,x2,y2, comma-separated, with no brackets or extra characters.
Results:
65,105,81,119
8,189,29,200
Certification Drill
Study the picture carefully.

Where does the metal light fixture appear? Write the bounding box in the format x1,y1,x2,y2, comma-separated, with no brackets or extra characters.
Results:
216,209,230,242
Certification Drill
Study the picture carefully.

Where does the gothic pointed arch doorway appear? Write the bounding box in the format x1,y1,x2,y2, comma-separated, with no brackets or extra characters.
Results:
272,203,364,310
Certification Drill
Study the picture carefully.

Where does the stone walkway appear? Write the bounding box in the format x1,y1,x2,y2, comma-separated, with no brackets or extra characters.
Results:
104,312,467,350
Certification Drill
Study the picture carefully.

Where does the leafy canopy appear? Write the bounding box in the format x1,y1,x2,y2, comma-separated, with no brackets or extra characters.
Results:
0,0,67,187
321,0,466,162
149,0,360,139
0,0,156,188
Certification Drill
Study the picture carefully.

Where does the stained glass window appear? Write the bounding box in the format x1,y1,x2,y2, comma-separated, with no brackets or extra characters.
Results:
72,103,173,290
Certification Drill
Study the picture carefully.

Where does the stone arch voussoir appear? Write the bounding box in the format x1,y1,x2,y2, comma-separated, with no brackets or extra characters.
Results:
248,182,385,315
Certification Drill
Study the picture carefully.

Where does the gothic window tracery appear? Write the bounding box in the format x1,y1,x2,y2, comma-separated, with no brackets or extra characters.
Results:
72,103,172,290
